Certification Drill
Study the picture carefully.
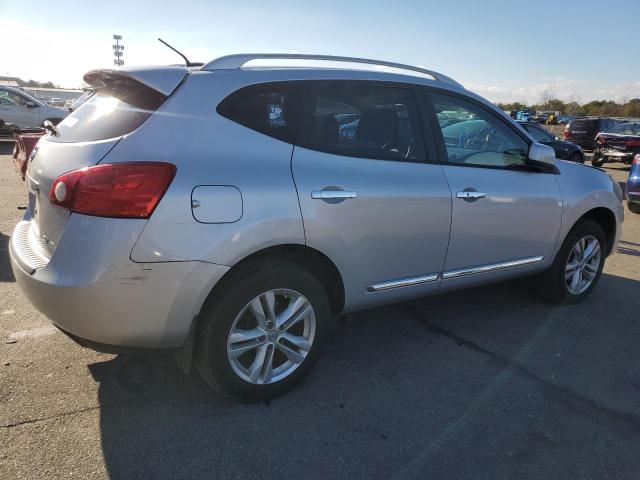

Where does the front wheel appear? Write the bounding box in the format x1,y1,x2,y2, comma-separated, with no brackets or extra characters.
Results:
629,202,640,214
569,151,584,163
194,260,331,401
536,220,606,304
591,153,605,167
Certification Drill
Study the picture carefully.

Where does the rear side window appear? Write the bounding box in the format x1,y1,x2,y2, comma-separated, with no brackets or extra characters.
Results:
300,83,425,162
217,82,304,144
50,76,166,143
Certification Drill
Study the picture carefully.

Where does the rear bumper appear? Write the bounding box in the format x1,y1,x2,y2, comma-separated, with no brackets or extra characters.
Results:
10,214,228,349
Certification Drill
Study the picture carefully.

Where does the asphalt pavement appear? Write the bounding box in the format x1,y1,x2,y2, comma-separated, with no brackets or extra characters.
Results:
1,143,639,479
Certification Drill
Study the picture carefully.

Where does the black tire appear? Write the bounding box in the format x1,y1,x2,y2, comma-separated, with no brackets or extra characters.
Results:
591,153,605,167
569,151,584,163
536,219,606,304
194,259,331,401
629,202,640,214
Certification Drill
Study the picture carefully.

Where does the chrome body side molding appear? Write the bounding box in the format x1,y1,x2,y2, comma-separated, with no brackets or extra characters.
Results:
367,273,439,292
442,256,545,280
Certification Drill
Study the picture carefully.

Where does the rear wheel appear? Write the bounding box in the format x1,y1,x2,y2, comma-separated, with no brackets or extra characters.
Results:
592,153,605,167
194,260,331,401
536,220,606,304
629,202,640,214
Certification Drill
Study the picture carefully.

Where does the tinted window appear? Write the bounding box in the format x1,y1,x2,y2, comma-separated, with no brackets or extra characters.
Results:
50,94,156,143
569,119,599,131
525,124,553,142
430,92,528,168
217,82,303,144
50,77,166,143
302,84,425,161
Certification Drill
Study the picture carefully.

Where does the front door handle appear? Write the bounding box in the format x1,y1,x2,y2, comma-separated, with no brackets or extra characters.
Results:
311,190,357,200
456,191,487,199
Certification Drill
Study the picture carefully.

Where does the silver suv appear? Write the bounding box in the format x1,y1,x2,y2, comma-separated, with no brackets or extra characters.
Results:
0,86,68,128
10,54,624,400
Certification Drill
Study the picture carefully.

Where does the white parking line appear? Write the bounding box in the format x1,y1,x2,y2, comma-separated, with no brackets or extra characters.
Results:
7,325,58,341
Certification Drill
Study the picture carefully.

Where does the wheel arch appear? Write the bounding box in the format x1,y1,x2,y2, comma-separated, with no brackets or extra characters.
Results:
571,207,617,256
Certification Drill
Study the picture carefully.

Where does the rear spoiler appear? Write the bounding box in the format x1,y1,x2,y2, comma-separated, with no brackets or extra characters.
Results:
83,66,188,98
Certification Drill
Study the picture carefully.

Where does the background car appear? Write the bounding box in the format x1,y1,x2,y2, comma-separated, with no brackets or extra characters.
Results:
563,117,616,150
0,86,68,128
592,122,640,167
12,127,46,180
518,121,584,162
557,115,574,124
626,154,640,214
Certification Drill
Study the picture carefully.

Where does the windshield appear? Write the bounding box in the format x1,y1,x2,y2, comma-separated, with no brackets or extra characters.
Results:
606,123,640,135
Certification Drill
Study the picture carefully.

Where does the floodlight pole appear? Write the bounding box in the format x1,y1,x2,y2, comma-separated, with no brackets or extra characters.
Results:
112,34,124,67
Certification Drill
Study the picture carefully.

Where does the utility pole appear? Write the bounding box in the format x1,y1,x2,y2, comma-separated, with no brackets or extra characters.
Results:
113,34,124,67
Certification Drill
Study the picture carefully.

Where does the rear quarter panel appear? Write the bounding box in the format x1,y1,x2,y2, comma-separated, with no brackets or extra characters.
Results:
110,71,306,266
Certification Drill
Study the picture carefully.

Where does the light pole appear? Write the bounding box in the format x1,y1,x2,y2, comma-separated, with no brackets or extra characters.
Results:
113,34,124,67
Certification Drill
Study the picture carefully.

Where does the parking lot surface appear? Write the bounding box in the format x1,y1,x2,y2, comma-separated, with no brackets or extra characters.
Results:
1,143,639,479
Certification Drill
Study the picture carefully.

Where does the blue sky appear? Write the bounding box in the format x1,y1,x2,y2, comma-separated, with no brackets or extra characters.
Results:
3,0,639,103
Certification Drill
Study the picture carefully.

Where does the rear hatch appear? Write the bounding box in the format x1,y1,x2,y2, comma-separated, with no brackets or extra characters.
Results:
567,118,600,140
24,67,187,258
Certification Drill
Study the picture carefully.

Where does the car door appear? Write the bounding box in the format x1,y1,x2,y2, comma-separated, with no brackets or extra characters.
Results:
424,89,562,290
292,81,452,311
0,90,39,127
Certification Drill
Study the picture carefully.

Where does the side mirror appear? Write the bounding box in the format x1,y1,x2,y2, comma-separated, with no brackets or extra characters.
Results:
528,142,556,167
25,101,37,108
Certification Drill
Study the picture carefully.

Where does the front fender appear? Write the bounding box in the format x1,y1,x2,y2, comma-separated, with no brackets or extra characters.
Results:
554,160,623,257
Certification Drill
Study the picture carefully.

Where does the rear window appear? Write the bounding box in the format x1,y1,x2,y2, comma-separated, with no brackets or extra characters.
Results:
568,119,599,131
49,77,165,143
217,82,304,144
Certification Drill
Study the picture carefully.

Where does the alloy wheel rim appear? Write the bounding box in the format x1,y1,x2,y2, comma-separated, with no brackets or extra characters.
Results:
565,235,601,295
226,289,316,385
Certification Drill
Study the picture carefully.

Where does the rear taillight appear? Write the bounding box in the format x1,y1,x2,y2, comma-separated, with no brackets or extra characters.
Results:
625,139,640,148
596,135,606,145
49,162,176,218
563,130,570,139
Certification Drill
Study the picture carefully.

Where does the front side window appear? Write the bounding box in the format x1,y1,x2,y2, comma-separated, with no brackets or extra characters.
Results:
303,83,425,161
430,92,529,168
217,82,303,144
0,90,29,106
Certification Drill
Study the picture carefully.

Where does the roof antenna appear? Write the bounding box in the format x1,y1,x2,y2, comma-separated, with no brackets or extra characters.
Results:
157,38,203,67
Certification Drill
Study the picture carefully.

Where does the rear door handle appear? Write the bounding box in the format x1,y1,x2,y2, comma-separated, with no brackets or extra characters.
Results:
456,191,487,199
311,190,357,200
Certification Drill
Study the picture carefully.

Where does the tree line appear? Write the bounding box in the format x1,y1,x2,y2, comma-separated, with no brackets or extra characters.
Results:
497,98,640,118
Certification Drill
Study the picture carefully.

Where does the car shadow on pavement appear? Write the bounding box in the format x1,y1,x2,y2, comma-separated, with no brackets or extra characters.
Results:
89,273,640,479
0,232,15,282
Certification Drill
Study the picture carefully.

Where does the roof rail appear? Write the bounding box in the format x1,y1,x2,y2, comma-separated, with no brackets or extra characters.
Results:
200,53,463,88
